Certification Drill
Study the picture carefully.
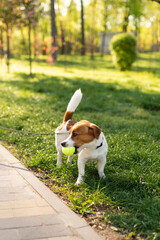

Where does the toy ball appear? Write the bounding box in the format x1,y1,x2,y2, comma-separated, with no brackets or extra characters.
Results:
62,146,75,156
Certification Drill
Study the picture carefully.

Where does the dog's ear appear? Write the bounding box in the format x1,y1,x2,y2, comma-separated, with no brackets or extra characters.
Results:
89,124,101,139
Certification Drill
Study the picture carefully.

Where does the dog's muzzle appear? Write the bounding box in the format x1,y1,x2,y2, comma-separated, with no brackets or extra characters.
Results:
61,141,66,147
61,141,79,154
74,146,79,154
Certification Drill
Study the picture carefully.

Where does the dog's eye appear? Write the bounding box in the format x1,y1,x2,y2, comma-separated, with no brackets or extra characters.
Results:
72,132,78,137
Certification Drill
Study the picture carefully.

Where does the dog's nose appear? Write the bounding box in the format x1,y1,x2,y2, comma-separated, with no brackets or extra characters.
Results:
61,142,66,147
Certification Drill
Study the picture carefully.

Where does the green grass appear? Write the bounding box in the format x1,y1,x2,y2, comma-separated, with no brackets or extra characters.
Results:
0,53,160,239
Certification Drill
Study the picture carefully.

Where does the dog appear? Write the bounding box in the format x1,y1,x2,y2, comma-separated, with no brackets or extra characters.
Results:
55,89,108,185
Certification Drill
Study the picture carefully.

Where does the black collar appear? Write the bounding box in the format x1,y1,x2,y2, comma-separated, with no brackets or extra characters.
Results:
96,142,103,149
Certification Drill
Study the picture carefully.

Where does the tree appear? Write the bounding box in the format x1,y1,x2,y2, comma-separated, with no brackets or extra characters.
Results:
51,0,57,61
129,0,143,37
0,0,18,73
100,0,110,57
116,0,144,33
20,0,42,77
66,0,79,54
80,0,85,55
91,0,97,60
56,0,66,55
0,22,4,61
151,0,160,3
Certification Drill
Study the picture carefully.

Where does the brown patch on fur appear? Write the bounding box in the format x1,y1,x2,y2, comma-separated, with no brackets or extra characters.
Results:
57,111,75,131
70,120,101,147
63,111,73,122
66,120,77,131
89,124,101,139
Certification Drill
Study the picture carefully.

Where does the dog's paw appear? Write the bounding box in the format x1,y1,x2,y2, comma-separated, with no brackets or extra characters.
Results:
57,163,62,167
75,181,81,185
67,161,72,165
75,177,84,185
99,173,106,179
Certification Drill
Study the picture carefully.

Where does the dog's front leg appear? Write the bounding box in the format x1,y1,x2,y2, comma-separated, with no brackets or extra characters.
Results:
57,150,63,166
97,156,106,179
75,157,86,185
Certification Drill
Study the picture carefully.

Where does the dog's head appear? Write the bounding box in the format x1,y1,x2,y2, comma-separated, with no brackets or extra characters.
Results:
61,120,101,154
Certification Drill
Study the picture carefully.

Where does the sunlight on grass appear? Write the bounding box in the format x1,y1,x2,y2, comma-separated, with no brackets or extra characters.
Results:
0,53,160,239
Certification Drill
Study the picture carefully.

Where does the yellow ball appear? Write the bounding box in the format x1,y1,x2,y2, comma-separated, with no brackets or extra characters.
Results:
62,146,75,156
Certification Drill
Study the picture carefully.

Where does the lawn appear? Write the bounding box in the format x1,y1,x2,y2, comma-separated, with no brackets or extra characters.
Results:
0,53,160,239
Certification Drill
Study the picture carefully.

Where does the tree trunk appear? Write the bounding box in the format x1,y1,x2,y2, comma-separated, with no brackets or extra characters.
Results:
151,0,160,3
122,8,129,32
20,26,27,55
91,1,96,60
60,22,65,55
33,26,38,59
134,18,139,37
6,23,10,73
80,0,85,55
122,14,129,32
101,31,106,57
101,1,108,57
28,20,32,77
0,28,4,58
51,0,57,61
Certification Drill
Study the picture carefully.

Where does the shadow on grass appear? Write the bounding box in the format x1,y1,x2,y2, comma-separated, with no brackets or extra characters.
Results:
1,71,160,113
0,71,160,237
133,53,160,76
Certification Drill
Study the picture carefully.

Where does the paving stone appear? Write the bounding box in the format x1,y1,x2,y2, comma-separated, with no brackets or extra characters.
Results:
14,193,39,201
0,187,12,194
0,193,15,201
40,214,63,225
0,199,46,210
9,169,19,175
35,198,49,207
76,226,102,240
13,206,56,217
58,213,87,229
0,201,13,210
0,215,74,231
0,209,14,218
11,185,29,193
0,175,11,181
12,199,48,209
0,216,42,229
18,224,73,240
0,170,9,176
34,237,82,240
0,180,11,187
0,229,18,240
11,179,29,188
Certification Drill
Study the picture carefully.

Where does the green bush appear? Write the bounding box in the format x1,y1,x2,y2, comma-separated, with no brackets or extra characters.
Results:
110,33,137,71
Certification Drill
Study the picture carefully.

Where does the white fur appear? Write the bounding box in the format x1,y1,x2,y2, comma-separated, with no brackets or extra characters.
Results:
64,132,108,185
55,132,70,165
55,120,70,134
55,89,82,165
55,89,108,184
67,89,82,112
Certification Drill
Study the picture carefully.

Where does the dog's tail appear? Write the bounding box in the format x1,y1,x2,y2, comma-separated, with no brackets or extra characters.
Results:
63,89,82,122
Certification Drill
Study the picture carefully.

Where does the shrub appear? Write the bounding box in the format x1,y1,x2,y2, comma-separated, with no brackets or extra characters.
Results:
110,33,137,71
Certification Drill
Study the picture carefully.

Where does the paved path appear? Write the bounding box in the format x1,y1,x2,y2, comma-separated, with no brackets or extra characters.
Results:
0,144,103,240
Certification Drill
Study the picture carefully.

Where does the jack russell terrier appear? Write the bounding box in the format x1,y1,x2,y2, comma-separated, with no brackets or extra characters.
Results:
55,89,108,185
